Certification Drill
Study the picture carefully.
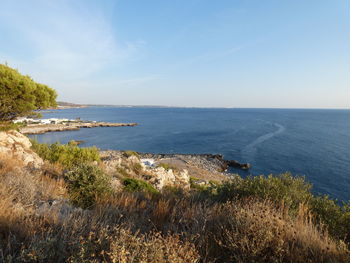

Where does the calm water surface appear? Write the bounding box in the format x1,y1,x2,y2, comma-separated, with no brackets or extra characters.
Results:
32,107,350,200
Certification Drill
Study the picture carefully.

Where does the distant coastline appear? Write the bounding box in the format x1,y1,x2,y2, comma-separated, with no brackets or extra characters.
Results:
55,101,88,109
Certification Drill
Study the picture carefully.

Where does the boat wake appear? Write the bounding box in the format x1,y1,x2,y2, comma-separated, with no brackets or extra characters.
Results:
241,123,285,163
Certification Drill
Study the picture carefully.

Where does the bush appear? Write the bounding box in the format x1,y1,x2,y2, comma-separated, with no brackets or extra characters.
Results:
215,173,312,212
190,176,207,191
0,121,24,132
157,162,177,171
123,178,159,195
31,140,100,169
214,173,350,243
65,164,112,209
208,200,350,262
310,195,350,242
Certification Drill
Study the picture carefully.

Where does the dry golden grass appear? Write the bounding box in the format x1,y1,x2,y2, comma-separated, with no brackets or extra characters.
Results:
0,155,349,262
93,194,350,262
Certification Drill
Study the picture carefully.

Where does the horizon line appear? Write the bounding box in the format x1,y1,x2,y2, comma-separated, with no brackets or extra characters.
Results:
58,102,350,110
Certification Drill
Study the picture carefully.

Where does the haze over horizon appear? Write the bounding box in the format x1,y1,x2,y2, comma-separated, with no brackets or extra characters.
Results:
1,0,350,108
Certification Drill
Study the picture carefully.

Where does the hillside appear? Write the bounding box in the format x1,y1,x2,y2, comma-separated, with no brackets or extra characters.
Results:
1,130,350,262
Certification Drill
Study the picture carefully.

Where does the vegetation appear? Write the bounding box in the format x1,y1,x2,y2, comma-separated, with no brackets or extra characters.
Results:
310,195,350,243
2,142,350,261
115,166,129,177
215,173,312,212
190,176,207,191
1,63,349,262
65,164,112,208
0,121,24,132
31,140,100,169
123,178,159,195
157,162,178,171
123,150,140,158
0,63,57,121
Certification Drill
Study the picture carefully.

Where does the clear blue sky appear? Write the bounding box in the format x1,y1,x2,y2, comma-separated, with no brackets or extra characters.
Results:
1,0,350,108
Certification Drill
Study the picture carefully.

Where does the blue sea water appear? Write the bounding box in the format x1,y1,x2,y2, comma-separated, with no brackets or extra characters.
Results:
32,107,350,201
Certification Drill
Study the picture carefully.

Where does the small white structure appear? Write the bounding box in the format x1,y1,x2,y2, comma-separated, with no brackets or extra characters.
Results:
140,158,155,167
13,117,74,125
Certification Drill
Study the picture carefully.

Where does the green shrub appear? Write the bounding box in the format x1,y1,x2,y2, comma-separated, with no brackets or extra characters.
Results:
213,173,350,242
31,140,100,169
0,121,24,132
123,178,159,195
123,150,139,158
157,162,177,171
65,164,112,209
190,176,207,191
310,195,350,242
215,173,312,212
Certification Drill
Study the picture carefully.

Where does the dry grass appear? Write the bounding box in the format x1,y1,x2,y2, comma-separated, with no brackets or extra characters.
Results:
0,155,349,262
92,192,350,262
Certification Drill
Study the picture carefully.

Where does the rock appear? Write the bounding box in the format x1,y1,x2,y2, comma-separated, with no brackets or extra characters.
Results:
36,199,85,222
100,150,190,190
225,159,251,170
100,151,124,174
150,167,190,190
0,130,43,168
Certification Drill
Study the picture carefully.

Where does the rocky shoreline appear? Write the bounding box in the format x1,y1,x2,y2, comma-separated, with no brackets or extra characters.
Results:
99,150,251,188
19,122,138,134
140,152,251,172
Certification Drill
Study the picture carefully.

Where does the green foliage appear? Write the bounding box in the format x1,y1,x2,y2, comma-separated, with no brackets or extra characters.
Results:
0,121,24,131
123,150,139,158
213,173,350,242
123,178,159,195
190,176,207,191
32,83,57,109
31,140,100,169
215,173,312,211
65,164,112,209
0,64,57,120
310,195,350,242
157,162,177,171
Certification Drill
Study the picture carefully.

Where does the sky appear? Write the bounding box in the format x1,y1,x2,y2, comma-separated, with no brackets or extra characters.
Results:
1,0,350,108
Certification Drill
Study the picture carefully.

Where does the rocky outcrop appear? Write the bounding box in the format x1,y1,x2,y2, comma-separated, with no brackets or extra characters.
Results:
225,159,251,170
0,130,43,168
149,167,190,190
100,150,190,190
100,151,125,174
141,153,251,172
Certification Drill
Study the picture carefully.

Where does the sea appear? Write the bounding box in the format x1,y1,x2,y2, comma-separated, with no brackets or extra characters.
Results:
31,107,350,201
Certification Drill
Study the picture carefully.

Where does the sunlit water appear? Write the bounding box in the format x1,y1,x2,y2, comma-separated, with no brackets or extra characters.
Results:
31,107,350,201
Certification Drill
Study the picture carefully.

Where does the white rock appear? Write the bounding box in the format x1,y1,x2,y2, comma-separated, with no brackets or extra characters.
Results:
0,130,43,168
